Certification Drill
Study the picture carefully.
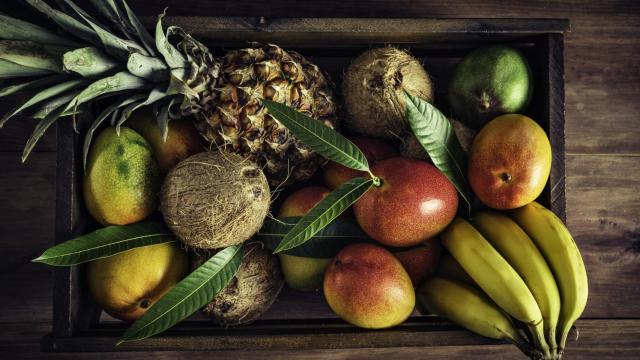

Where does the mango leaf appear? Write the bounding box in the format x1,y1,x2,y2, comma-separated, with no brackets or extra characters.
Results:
0,74,69,98
258,217,371,258
118,245,244,345
0,14,81,48
274,177,374,253
405,92,472,217
24,0,100,45
83,94,147,170
263,100,370,172
63,47,119,77
33,222,175,266
0,79,88,127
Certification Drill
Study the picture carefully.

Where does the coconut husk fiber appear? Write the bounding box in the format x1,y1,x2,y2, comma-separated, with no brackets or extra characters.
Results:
192,243,284,326
343,47,434,139
160,151,270,250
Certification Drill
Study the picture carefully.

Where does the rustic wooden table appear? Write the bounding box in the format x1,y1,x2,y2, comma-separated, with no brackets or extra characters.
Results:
1,0,638,359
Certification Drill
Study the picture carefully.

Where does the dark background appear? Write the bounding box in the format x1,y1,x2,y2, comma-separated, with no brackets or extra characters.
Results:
1,0,639,358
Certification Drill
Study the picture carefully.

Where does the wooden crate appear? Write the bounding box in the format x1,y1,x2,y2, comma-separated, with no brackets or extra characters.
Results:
44,17,569,352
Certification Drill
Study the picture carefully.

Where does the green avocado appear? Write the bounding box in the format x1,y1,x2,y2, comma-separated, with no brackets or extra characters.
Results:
448,45,533,130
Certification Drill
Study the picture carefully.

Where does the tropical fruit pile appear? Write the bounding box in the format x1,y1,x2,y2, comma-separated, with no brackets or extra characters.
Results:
0,1,587,359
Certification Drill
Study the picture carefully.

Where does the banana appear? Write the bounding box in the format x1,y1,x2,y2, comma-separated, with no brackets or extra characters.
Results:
473,211,561,355
508,202,588,356
436,253,476,287
441,218,550,359
418,277,537,358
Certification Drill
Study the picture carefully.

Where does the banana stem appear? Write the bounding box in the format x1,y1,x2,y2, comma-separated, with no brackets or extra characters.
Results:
546,326,558,358
527,322,551,360
557,323,577,357
504,330,540,360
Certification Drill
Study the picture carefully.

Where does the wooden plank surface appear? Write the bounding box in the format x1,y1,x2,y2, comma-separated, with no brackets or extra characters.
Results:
0,0,639,358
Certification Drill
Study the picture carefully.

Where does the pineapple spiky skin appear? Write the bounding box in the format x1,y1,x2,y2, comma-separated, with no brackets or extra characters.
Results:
1,2,338,187
193,44,340,187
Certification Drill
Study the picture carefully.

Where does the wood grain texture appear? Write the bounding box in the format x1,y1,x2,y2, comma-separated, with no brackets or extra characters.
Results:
1,319,639,359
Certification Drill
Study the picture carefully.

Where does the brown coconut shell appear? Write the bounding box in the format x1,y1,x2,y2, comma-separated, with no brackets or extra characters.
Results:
192,243,284,326
160,151,270,249
400,119,477,160
343,47,434,139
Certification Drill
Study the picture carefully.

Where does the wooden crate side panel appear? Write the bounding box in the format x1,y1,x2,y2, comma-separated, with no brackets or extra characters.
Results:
53,117,101,338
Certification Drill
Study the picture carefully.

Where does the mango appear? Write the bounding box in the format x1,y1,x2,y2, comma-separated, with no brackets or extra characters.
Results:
83,127,160,225
324,243,415,329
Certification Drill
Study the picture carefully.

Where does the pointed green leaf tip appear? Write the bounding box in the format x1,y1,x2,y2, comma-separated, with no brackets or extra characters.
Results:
32,222,175,266
404,92,473,217
262,100,371,173
257,216,371,258
117,245,244,345
274,177,375,253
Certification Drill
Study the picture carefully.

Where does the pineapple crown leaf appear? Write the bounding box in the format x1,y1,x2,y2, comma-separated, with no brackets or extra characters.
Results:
0,13,81,48
154,12,187,71
0,78,88,127
24,0,101,45
61,0,148,60
0,0,219,162
63,47,120,77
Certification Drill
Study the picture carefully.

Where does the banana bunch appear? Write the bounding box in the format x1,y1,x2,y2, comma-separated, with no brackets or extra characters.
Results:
418,202,588,360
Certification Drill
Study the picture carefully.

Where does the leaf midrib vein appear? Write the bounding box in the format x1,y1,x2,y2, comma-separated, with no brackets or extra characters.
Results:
268,103,367,171
41,232,171,260
123,246,242,341
279,179,372,251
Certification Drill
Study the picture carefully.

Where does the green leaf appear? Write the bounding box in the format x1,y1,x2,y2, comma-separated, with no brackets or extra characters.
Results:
63,71,148,114
29,91,81,120
0,79,88,127
274,177,375,253
155,98,176,141
0,14,81,48
404,92,472,216
262,100,370,172
63,47,120,77
114,99,144,133
62,0,148,59
154,14,188,73
0,59,52,78
22,93,79,162
118,245,244,345
32,222,175,266
0,41,63,73
24,0,100,45
83,94,147,170
127,53,169,82
115,87,167,133
258,217,371,258
121,0,157,56
0,75,69,98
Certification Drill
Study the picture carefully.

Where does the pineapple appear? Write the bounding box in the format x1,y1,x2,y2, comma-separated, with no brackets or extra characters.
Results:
0,0,338,186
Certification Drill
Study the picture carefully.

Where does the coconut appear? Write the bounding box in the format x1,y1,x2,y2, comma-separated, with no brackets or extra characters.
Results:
192,243,284,326
160,151,270,249
400,119,477,160
343,47,434,139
